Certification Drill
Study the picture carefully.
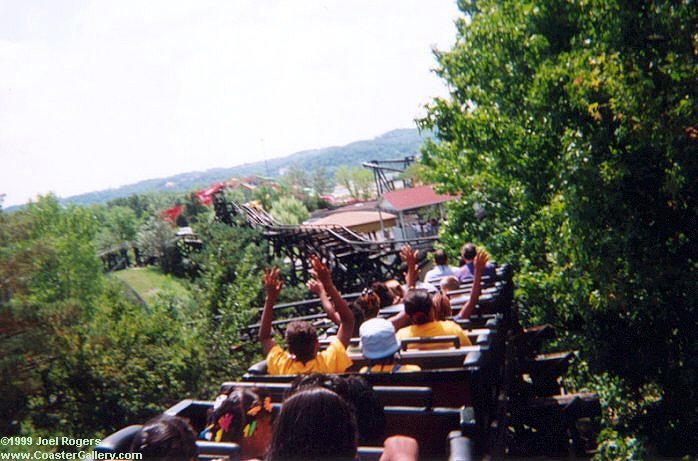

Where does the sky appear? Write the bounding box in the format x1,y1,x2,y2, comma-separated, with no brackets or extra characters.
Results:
0,0,462,207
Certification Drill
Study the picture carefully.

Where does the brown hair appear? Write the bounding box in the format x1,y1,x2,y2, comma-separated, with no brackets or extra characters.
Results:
285,321,318,363
432,292,453,321
354,291,380,319
403,289,433,325
433,249,449,266
461,243,477,261
371,281,394,308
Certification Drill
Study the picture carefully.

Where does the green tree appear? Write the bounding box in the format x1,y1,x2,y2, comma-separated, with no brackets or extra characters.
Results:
182,192,208,225
311,166,333,196
94,205,139,251
335,166,375,200
0,195,227,441
270,196,310,225
251,185,279,211
137,217,174,264
418,0,696,456
0,196,102,436
280,163,310,192
189,219,268,383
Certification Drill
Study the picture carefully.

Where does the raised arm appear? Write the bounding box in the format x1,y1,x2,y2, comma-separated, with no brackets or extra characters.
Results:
455,249,488,320
259,267,283,355
309,255,354,347
400,244,419,289
307,277,340,325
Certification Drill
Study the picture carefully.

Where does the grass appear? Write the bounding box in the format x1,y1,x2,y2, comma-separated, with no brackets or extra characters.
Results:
111,267,192,305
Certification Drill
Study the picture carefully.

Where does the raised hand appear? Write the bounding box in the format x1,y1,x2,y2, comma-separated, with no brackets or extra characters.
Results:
309,254,332,286
473,249,489,274
306,278,325,296
263,267,283,300
400,244,419,289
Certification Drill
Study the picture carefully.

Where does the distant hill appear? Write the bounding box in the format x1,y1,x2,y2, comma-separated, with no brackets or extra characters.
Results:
56,128,426,207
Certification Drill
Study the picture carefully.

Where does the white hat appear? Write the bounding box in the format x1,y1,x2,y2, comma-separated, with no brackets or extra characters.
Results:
359,318,400,360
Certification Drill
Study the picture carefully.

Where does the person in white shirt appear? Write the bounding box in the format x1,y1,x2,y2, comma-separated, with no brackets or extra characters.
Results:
423,249,459,283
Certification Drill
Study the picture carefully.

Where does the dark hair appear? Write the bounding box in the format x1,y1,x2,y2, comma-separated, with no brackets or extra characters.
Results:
350,304,365,337
287,374,385,446
461,243,477,261
433,249,449,266
207,387,270,443
403,289,433,325
354,291,380,319
267,387,357,461
371,281,394,308
130,415,197,461
285,321,318,363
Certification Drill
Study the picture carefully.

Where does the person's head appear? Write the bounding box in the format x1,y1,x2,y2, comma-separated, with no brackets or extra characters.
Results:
431,292,453,321
385,279,405,301
354,288,381,319
440,276,460,294
433,249,449,266
350,304,365,337
287,374,385,446
359,318,400,361
205,387,273,459
285,321,318,363
268,387,357,461
403,289,434,325
130,415,197,461
461,243,477,262
371,281,395,308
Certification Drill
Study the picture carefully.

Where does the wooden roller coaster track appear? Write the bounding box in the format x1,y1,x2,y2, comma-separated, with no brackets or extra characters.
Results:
213,192,438,293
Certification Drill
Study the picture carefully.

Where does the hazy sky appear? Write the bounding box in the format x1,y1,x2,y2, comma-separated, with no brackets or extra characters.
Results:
0,1,461,207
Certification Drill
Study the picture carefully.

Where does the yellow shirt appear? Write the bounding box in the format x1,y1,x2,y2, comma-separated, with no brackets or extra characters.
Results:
266,338,353,375
396,320,472,350
359,363,421,373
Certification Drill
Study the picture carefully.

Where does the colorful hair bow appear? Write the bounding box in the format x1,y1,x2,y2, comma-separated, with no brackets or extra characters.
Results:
243,420,257,438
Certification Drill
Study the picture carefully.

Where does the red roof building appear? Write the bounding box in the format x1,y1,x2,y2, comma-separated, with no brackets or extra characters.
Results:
377,185,458,239
378,185,457,212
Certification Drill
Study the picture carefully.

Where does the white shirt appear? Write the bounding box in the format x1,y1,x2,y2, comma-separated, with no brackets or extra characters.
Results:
424,265,459,283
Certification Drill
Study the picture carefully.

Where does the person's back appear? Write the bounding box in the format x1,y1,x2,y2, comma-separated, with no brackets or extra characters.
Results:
265,320,352,375
259,261,354,375
424,249,458,283
457,243,496,283
359,318,421,373
395,289,471,350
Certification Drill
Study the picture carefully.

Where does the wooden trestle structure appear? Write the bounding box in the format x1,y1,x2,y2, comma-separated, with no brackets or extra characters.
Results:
213,191,437,293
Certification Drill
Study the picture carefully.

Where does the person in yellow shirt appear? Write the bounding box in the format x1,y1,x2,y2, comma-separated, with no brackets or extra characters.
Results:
359,318,421,373
259,256,354,375
396,289,473,350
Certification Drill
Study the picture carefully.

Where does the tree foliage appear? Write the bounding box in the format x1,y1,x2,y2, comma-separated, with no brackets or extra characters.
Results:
270,196,310,225
335,166,375,200
0,196,209,441
418,0,696,455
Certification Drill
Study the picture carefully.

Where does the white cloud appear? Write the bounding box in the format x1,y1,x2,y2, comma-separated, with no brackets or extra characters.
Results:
0,0,460,207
